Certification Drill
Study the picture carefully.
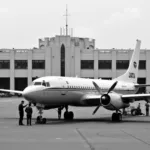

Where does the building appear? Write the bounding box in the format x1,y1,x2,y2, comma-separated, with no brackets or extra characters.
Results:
0,35,150,93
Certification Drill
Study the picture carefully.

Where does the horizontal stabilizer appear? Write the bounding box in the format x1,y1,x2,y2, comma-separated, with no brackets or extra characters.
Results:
122,93,150,102
134,84,150,88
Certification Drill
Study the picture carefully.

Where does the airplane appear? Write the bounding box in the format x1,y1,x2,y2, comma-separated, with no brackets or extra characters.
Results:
1,39,150,124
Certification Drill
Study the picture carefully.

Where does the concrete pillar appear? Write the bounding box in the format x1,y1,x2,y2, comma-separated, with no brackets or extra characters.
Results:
45,47,51,76
55,36,60,76
65,46,71,77
10,50,15,90
146,51,150,93
70,41,75,77
52,37,59,76
112,50,116,79
65,37,71,77
94,50,98,79
75,47,80,77
28,50,32,85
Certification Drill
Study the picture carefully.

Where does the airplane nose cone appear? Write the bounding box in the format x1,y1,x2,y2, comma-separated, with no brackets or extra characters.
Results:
23,86,43,102
23,86,33,101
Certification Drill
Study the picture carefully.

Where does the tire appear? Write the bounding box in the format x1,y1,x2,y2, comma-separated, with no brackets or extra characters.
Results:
112,113,122,122
68,111,74,120
42,118,47,124
64,111,68,120
118,113,122,122
64,111,74,120
131,109,137,116
112,113,117,122
36,116,41,123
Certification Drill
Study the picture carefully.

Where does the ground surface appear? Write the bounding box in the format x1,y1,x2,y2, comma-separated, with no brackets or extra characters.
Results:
0,97,150,150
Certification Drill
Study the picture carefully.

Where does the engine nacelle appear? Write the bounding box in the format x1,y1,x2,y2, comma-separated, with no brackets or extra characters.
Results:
100,93,129,110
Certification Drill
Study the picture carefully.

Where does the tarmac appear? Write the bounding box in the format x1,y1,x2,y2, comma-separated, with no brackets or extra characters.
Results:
0,97,150,150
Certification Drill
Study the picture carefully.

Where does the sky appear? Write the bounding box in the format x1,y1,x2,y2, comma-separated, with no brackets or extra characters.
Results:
0,0,150,49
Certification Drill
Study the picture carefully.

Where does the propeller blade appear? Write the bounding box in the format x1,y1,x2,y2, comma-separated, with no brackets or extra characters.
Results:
92,81,103,94
92,81,117,115
107,81,118,94
92,105,101,115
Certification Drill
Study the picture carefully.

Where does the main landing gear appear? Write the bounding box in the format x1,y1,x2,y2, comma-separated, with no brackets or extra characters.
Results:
63,105,74,120
36,108,47,124
112,111,122,122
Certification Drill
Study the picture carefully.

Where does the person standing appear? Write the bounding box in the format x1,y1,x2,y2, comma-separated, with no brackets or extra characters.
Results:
42,80,46,86
18,101,27,125
145,102,149,116
137,103,142,115
58,107,62,120
25,103,33,126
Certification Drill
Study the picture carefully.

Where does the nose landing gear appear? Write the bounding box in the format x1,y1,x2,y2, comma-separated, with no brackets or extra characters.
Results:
36,108,47,124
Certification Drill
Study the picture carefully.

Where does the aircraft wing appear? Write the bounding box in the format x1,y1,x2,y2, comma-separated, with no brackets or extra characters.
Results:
122,93,150,102
81,93,150,105
0,89,23,94
81,94,101,106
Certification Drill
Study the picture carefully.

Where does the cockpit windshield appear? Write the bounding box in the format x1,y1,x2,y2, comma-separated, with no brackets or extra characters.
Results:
33,81,50,87
34,82,42,85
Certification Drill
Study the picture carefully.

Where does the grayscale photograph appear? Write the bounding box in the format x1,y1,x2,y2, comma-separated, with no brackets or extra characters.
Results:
0,0,150,150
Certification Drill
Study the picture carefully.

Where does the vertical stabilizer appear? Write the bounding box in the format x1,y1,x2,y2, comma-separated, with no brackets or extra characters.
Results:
115,39,141,83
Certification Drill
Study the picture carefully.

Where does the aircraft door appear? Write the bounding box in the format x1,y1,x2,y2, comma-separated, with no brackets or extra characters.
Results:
59,78,68,95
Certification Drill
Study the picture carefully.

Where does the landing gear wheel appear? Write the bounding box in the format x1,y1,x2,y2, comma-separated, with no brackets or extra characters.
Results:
64,111,74,120
36,116,47,124
112,113,122,122
36,108,47,124
42,118,47,124
64,111,68,120
112,113,117,122
68,111,74,120
117,113,122,122
36,116,42,124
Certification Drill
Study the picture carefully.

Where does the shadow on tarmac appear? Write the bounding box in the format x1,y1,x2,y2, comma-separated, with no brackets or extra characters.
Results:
34,116,150,125
1,116,150,125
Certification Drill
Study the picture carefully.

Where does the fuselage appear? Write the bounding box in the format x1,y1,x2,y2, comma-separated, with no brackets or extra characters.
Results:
23,76,138,108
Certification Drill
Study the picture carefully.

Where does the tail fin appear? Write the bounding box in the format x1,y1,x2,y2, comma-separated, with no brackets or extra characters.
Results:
115,39,141,83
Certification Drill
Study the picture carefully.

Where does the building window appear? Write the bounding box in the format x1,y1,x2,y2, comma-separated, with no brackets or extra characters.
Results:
137,78,146,93
0,60,10,69
81,60,94,69
99,60,112,69
116,60,129,69
61,44,65,76
82,77,94,79
139,60,146,70
15,60,27,69
32,60,45,69
100,78,112,80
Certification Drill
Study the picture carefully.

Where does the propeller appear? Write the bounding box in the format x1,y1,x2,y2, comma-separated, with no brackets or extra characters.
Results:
107,81,118,94
92,81,118,115
92,81,103,95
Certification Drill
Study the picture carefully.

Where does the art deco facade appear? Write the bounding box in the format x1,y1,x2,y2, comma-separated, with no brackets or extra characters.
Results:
0,35,150,93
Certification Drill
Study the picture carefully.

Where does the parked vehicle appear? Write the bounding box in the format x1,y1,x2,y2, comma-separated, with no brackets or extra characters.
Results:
131,106,144,116
0,92,13,97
